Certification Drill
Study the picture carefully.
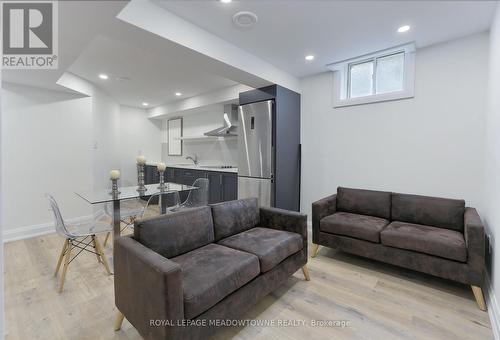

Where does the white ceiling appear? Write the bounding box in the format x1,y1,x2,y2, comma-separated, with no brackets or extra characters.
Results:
68,34,237,108
2,1,127,94
3,0,497,107
156,0,497,78
2,1,240,108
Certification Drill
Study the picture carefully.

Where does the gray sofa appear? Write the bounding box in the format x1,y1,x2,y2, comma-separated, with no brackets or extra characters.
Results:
114,198,308,339
312,187,486,310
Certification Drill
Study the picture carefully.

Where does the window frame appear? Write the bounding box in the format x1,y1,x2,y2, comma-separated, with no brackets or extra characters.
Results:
328,43,416,108
347,58,375,99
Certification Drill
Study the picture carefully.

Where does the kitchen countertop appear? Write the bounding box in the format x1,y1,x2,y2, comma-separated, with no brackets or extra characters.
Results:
146,162,238,174
170,164,238,173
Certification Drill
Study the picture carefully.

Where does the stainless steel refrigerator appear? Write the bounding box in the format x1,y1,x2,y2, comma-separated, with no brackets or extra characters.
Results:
237,100,274,207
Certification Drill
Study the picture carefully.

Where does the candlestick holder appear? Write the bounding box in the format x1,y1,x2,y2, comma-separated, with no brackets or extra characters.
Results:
137,163,147,192
110,178,121,198
158,170,166,191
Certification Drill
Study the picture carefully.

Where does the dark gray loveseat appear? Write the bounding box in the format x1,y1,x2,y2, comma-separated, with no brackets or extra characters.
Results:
312,187,486,310
114,198,308,339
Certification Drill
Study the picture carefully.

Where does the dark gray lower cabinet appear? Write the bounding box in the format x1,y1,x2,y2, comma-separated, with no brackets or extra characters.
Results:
221,173,237,202
145,165,160,184
207,172,222,204
207,172,238,204
162,167,237,204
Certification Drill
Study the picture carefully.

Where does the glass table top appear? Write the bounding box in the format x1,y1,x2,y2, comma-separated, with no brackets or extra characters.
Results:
76,183,196,204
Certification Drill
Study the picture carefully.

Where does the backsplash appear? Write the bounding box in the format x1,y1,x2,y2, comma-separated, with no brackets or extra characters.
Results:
161,106,239,166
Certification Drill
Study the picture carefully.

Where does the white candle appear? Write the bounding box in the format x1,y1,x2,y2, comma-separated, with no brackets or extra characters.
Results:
137,155,146,165
157,162,166,172
110,170,120,180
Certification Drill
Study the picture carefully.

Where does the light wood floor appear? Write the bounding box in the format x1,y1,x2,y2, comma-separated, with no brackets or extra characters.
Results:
4,232,492,340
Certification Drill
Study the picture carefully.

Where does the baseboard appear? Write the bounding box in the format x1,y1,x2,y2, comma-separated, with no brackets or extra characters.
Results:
2,214,95,243
486,273,500,340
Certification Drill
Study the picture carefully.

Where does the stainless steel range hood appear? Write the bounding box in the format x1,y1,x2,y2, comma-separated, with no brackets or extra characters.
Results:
204,104,238,137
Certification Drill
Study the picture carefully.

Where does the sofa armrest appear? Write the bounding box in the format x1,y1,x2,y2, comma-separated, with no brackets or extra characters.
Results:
464,207,485,275
312,194,337,243
114,236,184,339
259,207,307,244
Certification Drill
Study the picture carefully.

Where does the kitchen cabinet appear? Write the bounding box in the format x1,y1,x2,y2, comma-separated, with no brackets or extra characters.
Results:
167,167,236,204
206,171,237,204
144,165,159,184
145,165,236,204
221,173,238,201
207,172,221,204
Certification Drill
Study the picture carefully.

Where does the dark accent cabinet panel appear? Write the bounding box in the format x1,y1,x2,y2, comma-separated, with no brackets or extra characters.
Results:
165,168,175,182
207,172,222,204
221,173,237,202
144,165,159,184
163,167,237,205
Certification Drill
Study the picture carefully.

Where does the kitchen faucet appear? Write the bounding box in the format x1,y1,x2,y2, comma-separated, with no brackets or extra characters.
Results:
186,155,199,165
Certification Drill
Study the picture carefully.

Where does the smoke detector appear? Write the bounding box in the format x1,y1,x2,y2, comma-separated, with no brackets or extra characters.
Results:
233,11,258,29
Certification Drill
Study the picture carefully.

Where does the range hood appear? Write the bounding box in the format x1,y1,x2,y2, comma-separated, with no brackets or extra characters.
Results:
204,104,239,137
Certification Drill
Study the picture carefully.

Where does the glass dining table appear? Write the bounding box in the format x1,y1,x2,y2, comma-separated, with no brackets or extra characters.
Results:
76,182,196,238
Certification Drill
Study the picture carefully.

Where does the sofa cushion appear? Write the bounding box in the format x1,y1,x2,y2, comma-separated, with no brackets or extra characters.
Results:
381,221,467,262
211,198,259,241
337,187,392,219
171,243,260,319
391,193,465,232
134,206,214,258
217,227,303,273
320,212,389,243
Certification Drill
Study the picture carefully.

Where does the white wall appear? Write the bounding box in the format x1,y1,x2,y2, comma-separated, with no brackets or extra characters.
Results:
484,4,500,338
0,57,4,338
161,106,238,166
1,83,94,240
300,32,489,218
58,73,162,190
91,89,121,192
119,105,162,185
1,78,162,241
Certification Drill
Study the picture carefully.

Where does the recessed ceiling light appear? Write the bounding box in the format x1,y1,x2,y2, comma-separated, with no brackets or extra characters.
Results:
397,25,410,33
98,74,108,80
305,55,315,61
220,0,232,3
175,92,182,96
142,102,149,107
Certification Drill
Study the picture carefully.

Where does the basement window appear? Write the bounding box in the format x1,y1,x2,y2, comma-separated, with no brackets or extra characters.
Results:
328,43,415,107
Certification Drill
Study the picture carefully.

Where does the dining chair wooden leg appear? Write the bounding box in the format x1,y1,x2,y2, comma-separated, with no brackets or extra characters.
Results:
94,236,112,275
301,265,311,281
59,240,72,293
103,232,111,248
115,310,125,331
91,235,102,263
54,239,68,277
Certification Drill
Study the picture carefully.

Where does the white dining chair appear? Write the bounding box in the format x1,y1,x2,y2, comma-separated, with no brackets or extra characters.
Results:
102,198,146,247
142,191,181,218
46,194,112,293
178,178,209,209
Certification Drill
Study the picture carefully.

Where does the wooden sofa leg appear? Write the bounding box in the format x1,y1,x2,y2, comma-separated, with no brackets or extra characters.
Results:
301,265,310,281
115,310,125,331
471,285,487,311
311,244,320,258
